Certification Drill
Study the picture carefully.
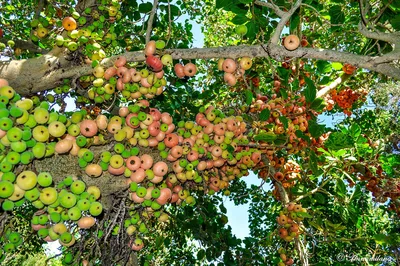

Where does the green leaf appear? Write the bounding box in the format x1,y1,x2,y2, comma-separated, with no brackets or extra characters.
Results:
324,132,354,150
246,21,259,40
280,88,288,99
329,5,345,28
350,123,361,139
277,67,290,85
314,192,326,204
279,116,288,129
169,5,181,17
139,3,153,13
232,14,248,25
332,149,346,157
350,185,362,202
335,178,346,198
391,15,400,31
308,120,325,138
155,236,164,247
219,204,227,214
197,249,206,260
290,12,300,32
316,60,332,73
332,62,343,70
310,98,326,112
304,77,317,103
296,211,313,218
259,109,270,121
295,130,311,144
216,0,234,9
254,132,277,142
319,76,331,85
310,150,318,173
373,234,388,245
245,90,253,105
309,220,324,231
239,0,253,3
226,144,234,153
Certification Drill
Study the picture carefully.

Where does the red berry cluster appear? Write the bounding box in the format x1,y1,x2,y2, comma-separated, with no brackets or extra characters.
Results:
326,87,367,116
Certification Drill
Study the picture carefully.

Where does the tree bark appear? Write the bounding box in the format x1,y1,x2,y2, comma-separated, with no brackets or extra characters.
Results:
1,41,400,96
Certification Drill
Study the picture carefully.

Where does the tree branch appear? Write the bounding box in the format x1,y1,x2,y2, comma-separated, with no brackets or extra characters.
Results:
0,38,49,54
145,0,159,43
316,73,351,98
2,38,400,95
358,22,400,46
270,0,303,45
254,0,286,17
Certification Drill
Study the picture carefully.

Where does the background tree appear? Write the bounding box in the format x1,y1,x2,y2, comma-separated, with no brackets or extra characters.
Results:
0,0,399,265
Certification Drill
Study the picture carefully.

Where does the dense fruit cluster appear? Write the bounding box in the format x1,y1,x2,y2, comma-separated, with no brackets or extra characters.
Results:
81,47,170,104
0,79,265,252
277,247,294,266
276,203,307,266
29,175,102,245
347,160,399,204
217,57,253,86
248,94,311,154
29,2,122,57
0,231,22,262
326,87,367,116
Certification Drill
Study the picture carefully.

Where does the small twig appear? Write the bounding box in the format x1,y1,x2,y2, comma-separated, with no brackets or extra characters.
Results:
165,0,173,47
373,0,393,24
293,178,331,202
145,0,159,43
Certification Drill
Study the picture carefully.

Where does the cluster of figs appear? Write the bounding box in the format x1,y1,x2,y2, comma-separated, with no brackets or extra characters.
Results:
276,203,309,266
59,101,263,250
0,77,268,254
82,40,176,104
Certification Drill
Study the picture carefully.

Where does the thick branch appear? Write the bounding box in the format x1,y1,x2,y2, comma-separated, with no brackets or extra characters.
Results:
2,40,400,95
358,22,400,46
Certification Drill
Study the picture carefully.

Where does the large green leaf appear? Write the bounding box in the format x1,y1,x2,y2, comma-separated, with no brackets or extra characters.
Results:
290,12,300,32
350,123,361,139
279,116,288,129
232,14,248,25
373,234,389,245
316,60,332,73
254,132,277,142
310,150,319,174
329,5,345,29
215,0,234,9
310,98,326,112
308,119,326,138
245,90,253,105
139,2,153,13
304,77,317,103
391,15,400,30
246,20,259,40
259,109,270,121
335,178,346,198
324,132,354,150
